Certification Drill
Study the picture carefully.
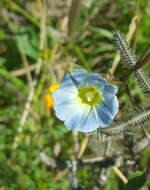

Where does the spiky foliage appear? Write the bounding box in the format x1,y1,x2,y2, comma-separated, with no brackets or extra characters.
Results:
89,107,150,141
113,31,136,68
113,31,150,95
135,69,150,94
89,31,150,142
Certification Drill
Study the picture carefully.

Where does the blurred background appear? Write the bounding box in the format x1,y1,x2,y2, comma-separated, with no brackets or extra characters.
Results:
0,0,150,189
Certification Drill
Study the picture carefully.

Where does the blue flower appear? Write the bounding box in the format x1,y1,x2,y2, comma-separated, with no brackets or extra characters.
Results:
52,69,119,132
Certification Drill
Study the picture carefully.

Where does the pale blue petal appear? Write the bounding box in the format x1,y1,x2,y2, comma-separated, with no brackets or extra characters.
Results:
103,95,119,117
60,73,78,93
64,104,91,131
54,104,83,121
60,69,88,92
95,95,119,127
52,88,77,106
65,106,101,132
70,69,88,85
83,73,106,88
102,84,118,95
95,104,113,127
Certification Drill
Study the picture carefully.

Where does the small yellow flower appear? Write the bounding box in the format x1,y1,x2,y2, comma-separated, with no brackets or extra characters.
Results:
45,93,54,109
48,83,60,94
45,83,60,109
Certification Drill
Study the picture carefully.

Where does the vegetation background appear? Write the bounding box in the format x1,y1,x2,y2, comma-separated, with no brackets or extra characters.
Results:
0,0,150,189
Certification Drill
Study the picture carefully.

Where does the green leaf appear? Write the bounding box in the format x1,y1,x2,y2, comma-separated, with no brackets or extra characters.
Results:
92,43,113,55
0,68,27,92
124,171,146,190
140,148,150,169
74,45,91,71
12,27,39,60
89,27,113,39
50,125,68,140
104,169,119,190
0,29,5,40
0,57,7,67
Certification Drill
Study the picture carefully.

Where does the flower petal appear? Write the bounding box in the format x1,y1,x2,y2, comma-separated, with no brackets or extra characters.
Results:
70,69,88,85
95,95,119,127
52,88,79,106
60,73,78,93
95,105,113,127
54,103,85,122
103,95,119,117
102,84,118,95
60,69,88,92
65,106,101,132
84,73,106,88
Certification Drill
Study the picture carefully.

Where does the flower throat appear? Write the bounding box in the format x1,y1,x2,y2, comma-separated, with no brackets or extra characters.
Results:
78,86,103,106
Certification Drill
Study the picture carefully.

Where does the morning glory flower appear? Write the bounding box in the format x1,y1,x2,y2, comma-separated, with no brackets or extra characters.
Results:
52,69,119,132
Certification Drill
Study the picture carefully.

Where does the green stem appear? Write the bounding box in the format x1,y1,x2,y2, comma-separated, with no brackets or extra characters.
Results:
4,0,39,27
74,45,91,72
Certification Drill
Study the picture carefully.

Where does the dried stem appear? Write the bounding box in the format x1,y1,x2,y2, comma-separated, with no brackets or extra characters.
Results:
10,63,41,77
12,0,47,150
20,53,33,86
68,0,81,37
112,166,128,184
67,159,78,190
72,130,80,158
77,136,89,159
